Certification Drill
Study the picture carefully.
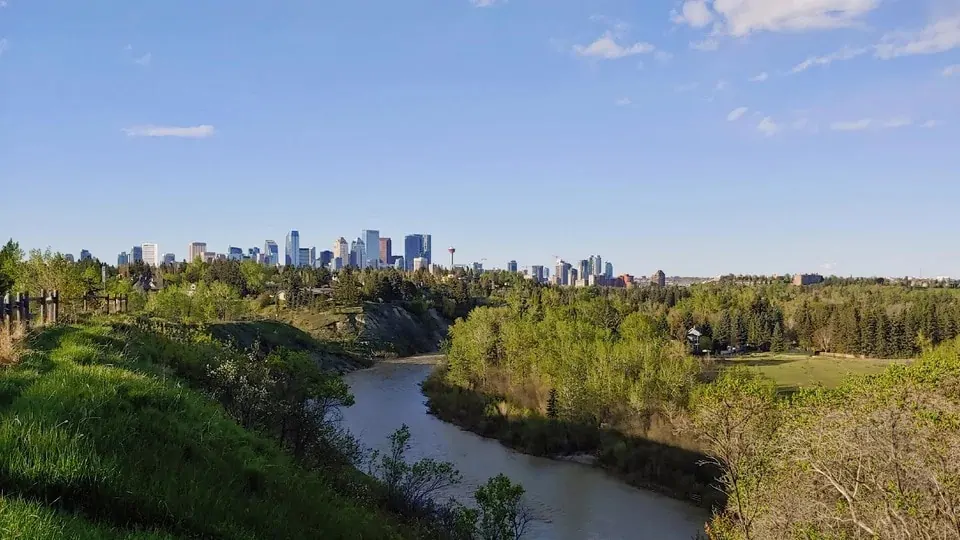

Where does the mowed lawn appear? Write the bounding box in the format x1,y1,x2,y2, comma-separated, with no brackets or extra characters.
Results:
720,353,910,390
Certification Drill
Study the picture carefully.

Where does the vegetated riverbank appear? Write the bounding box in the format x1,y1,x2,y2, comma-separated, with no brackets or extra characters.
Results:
422,367,722,509
0,318,433,539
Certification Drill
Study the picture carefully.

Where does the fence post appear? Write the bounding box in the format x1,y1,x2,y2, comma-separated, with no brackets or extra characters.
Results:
40,289,47,326
2,294,9,336
52,291,59,325
122,294,128,313
22,292,30,331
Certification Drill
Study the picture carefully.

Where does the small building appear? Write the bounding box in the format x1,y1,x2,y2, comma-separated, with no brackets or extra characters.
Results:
793,273,824,286
652,270,666,287
687,327,703,349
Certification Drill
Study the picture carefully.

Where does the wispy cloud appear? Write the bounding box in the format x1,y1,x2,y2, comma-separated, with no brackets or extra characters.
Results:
0,38,7,58
831,119,872,131
749,72,769,82
470,0,504,6
654,50,674,63
883,117,912,128
134,52,152,66
715,79,729,91
573,32,655,59
727,107,748,121
922,120,941,128
122,125,216,138
673,0,880,37
690,38,719,51
757,117,780,136
0,1,7,7
821,262,837,271
615,97,632,106
791,46,868,73
942,64,960,77
675,82,700,92
876,16,960,59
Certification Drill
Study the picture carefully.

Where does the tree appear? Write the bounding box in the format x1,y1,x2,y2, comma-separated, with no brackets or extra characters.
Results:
0,239,23,297
473,474,531,540
333,268,362,306
240,259,268,295
770,323,786,353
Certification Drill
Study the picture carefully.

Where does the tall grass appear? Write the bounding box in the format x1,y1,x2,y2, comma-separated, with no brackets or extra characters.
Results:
0,322,416,539
0,323,25,366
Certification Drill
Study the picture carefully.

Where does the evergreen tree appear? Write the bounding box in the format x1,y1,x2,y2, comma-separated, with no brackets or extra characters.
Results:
546,388,559,419
715,311,732,349
770,323,786,353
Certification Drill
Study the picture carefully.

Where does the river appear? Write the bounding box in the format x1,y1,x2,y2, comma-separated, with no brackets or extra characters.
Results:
341,356,708,540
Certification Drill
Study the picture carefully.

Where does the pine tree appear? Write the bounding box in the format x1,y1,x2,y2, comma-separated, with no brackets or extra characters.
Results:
770,323,786,353
715,311,731,349
546,388,559,419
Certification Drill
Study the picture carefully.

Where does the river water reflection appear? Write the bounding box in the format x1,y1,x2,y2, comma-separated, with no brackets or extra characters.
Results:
341,357,708,540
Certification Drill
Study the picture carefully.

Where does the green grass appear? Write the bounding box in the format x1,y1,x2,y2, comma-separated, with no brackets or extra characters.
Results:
0,323,416,539
721,352,910,390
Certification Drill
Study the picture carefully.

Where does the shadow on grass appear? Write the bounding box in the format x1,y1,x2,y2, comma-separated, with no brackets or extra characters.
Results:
732,358,802,367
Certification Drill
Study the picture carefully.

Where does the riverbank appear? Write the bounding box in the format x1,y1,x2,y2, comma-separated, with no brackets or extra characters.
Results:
421,368,723,510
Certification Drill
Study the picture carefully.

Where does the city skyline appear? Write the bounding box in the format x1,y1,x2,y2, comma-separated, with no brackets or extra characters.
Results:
4,2,959,278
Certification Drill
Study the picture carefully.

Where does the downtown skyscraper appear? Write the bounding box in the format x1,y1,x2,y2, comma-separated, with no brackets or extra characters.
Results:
285,230,300,267
403,234,432,271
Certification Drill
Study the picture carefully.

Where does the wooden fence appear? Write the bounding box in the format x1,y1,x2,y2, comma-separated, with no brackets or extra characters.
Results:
1,291,129,332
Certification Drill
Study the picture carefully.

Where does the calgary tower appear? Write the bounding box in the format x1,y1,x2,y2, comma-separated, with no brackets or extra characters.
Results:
448,247,456,268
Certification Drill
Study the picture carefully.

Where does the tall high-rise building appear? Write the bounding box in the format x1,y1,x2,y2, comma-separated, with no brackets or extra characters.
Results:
264,240,279,266
298,248,311,268
393,256,405,270
555,259,572,286
285,230,300,267
362,230,380,268
188,242,207,262
420,234,432,266
379,238,392,266
350,238,365,268
334,238,349,264
117,252,129,266
472,262,483,273
79,249,92,261
594,255,603,276
530,265,544,283
403,235,422,271
578,260,589,280
131,246,143,264
247,247,261,263
604,262,614,279
570,268,579,285
141,243,159,267
507,260,518,273
64,254,75,263
413,257,429,271
309,247,317,268
228,247,243,261
319,250,333,269
652,270,666,287
162,253,176,265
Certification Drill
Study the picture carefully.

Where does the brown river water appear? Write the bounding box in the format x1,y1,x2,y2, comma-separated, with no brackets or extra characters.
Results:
340,356,709,540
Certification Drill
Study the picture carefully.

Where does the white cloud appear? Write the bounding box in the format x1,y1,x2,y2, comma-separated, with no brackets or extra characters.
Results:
922,120,941,128
654,50,674,63
749,72,769,82
122,125,216,138
821,262,837,271
727,107,748,121
883,117,912,128
792,117,810,130
876,16,960,59
0,1,7,7
675,82,700,92
791,46,869,73
615,97,632,106
757,116,780,136
470,0,504,6
673,0,714,28
675,0,880,37
573,32,655,59
134,52,151,66
941,64,960,76
0,38,7,58
690,38,720,51
831,119,872,131
715,79,729,91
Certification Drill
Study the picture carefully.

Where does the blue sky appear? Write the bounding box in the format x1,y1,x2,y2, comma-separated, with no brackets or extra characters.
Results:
2,0,959,277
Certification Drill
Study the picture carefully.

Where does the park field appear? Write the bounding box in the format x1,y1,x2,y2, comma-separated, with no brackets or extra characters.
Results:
718,352,910,391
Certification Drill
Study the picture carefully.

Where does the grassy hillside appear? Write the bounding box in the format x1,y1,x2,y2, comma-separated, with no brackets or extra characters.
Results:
0,322,418,539
717,352,909,391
